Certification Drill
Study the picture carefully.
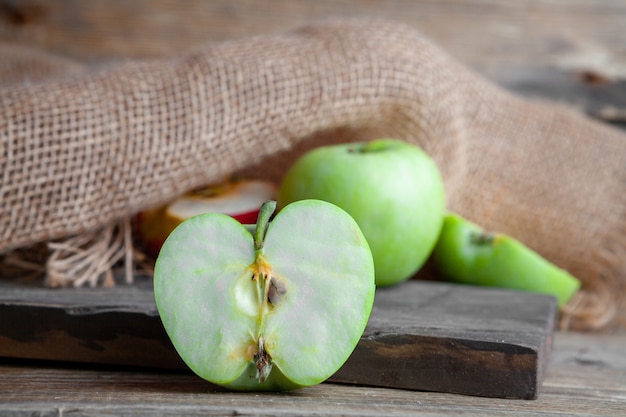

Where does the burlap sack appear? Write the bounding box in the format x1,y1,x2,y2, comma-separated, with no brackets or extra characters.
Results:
1,19,624,330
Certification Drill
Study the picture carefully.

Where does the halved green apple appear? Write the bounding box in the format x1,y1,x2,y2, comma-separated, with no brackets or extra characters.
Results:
153,200,375,390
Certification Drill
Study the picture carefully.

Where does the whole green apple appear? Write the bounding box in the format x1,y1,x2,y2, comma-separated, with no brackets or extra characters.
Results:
278,139,445,286
154,200,375,390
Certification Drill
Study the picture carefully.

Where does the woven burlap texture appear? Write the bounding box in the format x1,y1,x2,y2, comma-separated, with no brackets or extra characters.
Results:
1,19,624,330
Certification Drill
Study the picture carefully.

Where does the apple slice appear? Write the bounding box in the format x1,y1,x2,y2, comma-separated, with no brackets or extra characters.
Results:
136,180,276,257
153,200,375,390
432,213,581,307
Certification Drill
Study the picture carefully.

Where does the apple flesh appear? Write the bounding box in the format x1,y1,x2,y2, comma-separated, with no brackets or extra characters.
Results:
136,179,276,257
432,213,581,307
153,199,375,390
278,139,445,287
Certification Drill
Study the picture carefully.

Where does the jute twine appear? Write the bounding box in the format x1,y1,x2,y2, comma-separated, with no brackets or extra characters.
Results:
1,19,624,330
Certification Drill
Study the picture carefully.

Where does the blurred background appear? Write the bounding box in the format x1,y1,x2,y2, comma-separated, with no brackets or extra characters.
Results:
0,0,625,127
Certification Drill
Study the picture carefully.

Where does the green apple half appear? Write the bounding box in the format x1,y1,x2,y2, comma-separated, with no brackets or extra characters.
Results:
432,213,581,307
153,199,375,390
278,139,445,287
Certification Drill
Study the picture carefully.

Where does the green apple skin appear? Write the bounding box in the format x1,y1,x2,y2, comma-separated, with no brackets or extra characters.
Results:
278,139,445,287
432,213,581,307
153,199,375,391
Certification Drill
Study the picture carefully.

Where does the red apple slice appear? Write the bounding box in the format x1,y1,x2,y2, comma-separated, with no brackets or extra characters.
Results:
137,180,276,257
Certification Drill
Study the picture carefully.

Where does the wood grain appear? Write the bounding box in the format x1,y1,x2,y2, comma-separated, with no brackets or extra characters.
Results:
0,277,556,399
1,0,624,75
2,0,625,124
0,331,624,416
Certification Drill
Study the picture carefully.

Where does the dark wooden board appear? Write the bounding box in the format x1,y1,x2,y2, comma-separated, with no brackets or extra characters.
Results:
0,277,556,399
2,331,626,416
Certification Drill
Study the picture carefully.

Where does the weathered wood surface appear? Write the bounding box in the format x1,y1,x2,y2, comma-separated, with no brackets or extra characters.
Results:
0,278,556,399
1,0,626,123
1,0,624,72
0,330,624,417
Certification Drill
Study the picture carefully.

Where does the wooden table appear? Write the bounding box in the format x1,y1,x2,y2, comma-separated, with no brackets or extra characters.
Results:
0,330,624,416
1,1,625,415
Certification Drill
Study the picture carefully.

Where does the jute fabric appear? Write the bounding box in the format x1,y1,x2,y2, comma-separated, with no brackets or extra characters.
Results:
1,19,624,330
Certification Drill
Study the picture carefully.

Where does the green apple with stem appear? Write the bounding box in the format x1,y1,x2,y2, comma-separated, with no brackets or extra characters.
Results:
278,139,445,287
432,213,581,307
153,199,375,390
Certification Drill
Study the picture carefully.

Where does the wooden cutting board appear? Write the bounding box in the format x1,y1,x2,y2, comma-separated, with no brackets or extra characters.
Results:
0,276,556,399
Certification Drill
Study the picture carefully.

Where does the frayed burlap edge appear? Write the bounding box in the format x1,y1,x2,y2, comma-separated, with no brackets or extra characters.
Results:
45,218,134,288
1,219,134,288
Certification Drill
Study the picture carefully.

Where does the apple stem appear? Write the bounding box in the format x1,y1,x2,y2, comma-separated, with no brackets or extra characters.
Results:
470,231,496,246
351,139,388,153
254,200,276,251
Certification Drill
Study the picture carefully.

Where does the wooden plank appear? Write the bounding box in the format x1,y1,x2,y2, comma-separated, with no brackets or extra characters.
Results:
0,277,187,370
0,277,556,399
0,332,624,416
2,0,625,79
3,1,625,127
497,67,626,123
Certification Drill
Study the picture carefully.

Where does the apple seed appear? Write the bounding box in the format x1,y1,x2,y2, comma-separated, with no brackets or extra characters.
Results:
268,277,287,306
